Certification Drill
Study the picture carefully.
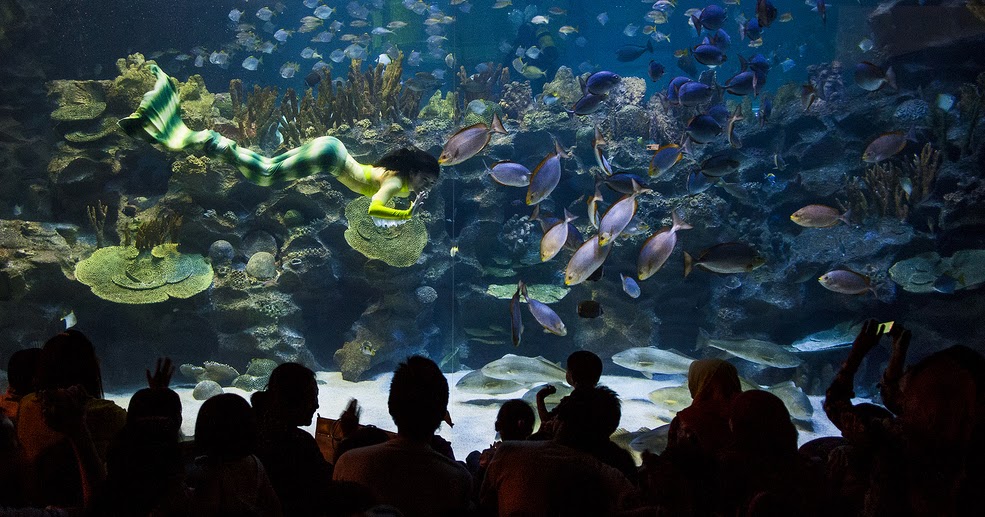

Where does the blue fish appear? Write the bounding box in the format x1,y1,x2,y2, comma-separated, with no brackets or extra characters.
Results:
758,96,773,127
757,0,778,28
677,81,713,106
616,39,654,62
692,44,727,67
740,18,763,41
725,70,759,96
692,5,727,31
709,29,731,50
601,172,650,195
526,140,566,205
568,93,606,116
648,61,665,82
488,161,531,187
585,71,622,95
707,104,731,125
686,170,715,195
621,273,641,298
687,114,723,144
667,76,691,104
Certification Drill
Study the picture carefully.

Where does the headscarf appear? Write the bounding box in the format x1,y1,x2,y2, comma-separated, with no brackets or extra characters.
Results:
687,359,741,404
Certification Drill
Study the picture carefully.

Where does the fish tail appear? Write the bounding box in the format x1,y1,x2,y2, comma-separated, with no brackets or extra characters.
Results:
118,64,211,151
671,210,693,231
684,251,694,277
840,209,853,226
491,113,508,135
646,38,654,53
518,280,528,300
696,328,710,349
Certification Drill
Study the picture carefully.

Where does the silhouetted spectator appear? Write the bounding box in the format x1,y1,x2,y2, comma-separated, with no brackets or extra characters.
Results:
533,350,603,438
16,330,126,507
252,362,333,516
333,356,471,517
826,319,985,516
190,393,281,516
479,386,639,516
466,399,536,486
1,347,41,423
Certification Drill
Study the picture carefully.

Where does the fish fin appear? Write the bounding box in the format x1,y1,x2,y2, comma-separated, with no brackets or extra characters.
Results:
671,210,693,231
840,209,853,226
490,113,508,135
885,66,897,91
563,208,577,223
518,280,528,301
684,251,694,277
646,38,654,53
530,204,541,222
642,371,653,380
696,328,710,349
578,73,588,95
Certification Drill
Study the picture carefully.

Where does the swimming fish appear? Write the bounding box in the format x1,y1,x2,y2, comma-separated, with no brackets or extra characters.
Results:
520,281,566,336
686,113,723,144
638,210,692,280
612,347,695,378
274,29,291,42
648,61,665,82
481,354,568,384
727,106,744,149
256,7,274,22
691,43,727,67
456,369,526,394
565,235,612,286
587,187,604,229
699,152,740,177
790,205,851,227
819,269,875,295
439,113,508,166
616,39,654,62
697,329,803,369
61,310,77,329
789,321,861,352
691,4,727,31
854,62,897,92
488,161,532,187
592,126,612,175
510,282,523,347
242,56,260,71
862,131,909,163
677,81,713,106
648,143,683,178
648,385,693,412
584,71,622,95
279,62,300,79
229,9,243,22
621,274,641,298
767,381,813,420
540,209,577,262
526,139,566,205
684,243,765,276
598,180,651,246
567,93,606,116
756,0,778,28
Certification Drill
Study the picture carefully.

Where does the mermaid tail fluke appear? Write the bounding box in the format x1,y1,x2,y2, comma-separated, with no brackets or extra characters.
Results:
118,64,212,151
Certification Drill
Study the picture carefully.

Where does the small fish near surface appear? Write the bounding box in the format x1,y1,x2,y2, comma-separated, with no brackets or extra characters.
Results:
520,280,567,336
526,139,567,205
481,354,568,384
439,113,508,166
697,328,804,369
790,205,851,228
819,269,876,295
854,62,897,92
684,242,766,276
577,299,604,319
638,210,692,280
612,347,695,378
565,235,612,286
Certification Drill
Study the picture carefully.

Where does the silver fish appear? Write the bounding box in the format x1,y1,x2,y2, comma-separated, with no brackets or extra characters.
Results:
647,385,693,412
819,269,874,295
598,180,651,246
697,328,803,369
526,140,566,205
481,354,568,383
789,321,860,352
510,282,524,347
456,369,527,395
684,242,765,276
521,383,573,412
439,113,507,166
766,381,813,420
628,424,671,454
592,126,612,175
612,347,695,378
621,273,641,298
564,235,611,286
521,281,566,336
488,160,531,187
587,186,604,229
638,210,692,280
854,62,896,92
540,209,577,262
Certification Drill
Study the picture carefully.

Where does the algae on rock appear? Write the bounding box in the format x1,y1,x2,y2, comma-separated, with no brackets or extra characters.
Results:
74,246,213,304
343,197,427,267
485,283,569,304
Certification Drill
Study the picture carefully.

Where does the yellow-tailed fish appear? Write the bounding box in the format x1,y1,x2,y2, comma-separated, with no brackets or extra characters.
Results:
648,143,682,177
439,113,508,166
638,210,692,280
540,209,577,262
598,179,652,246
684,242,765,277
565,235,612,285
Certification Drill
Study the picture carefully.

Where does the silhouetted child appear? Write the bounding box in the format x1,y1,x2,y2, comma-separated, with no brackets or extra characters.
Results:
1,348,41,423
533,350,603,438
466,399,535,476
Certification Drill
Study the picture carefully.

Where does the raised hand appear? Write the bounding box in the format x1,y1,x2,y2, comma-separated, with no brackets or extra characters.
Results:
146,357,174,389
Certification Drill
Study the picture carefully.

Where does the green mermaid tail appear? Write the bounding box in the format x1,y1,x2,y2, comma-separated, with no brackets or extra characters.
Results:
118,64,352,187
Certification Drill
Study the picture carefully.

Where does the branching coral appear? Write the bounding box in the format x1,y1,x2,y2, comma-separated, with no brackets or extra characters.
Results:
903,143,941,203
456,62,509,107
959,71,985,155
132,212,182,251
87,201,109,247
864,161,909,220
229,79,279,149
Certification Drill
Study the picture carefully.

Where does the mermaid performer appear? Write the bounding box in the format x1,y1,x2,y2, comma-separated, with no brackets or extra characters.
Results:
119,65,438,222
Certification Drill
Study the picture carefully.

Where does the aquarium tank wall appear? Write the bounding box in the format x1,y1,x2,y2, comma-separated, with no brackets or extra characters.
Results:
1,0,984,457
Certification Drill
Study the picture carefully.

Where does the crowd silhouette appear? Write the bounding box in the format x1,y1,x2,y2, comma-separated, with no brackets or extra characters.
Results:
0,319,982,516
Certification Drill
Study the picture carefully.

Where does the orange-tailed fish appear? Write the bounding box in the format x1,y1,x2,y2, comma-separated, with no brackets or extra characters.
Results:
438,113,507,166
638,210,692,280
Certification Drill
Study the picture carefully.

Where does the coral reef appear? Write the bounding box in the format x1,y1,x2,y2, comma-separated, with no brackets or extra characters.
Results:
806,61,845,106
74,246,213,304
903,143,942,203
342,197,427,267
232,358,278,391
541,66,582,108
456,62,509,107
228,79,279,150
894,99,929,123
959,71,985,154
499,81,533,120
176,74,215,131
485,283,569,303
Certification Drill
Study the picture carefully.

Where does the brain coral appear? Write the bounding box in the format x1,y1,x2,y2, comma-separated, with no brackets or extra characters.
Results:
74,246,214,304
343,197,427,267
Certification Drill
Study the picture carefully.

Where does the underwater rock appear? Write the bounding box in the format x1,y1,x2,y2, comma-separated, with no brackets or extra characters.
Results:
232,357,279,391
343,197,427,267
415,285,438,304
169,155,240,207
0,220,79,302
208,240,235,265
499,81,534,120
74,246,214,304
179,361,240,384
541,66,582,108
609,76,647,108
485,283,569,303
941,178,985,231
192,380,223,400
241,230,278,259
106,54,158,114
176,74,215,131
63,118,120,143
246,251,277,280
611,105,651,141
47,80,109,121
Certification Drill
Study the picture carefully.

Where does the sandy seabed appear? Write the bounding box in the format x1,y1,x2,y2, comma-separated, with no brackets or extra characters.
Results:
107,370,854,462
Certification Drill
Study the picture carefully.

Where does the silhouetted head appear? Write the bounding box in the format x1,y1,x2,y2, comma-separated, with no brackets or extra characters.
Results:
376,146,440,194
258,362,319,427
554,386,622,449
387,355,448,441
687,358,741,404
6,348,41,397
566,350,603,389
495,399,535,441
37,329,103,398
900,345,984,450
195,393,257,461
127,388,182,437
729,390,797,457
